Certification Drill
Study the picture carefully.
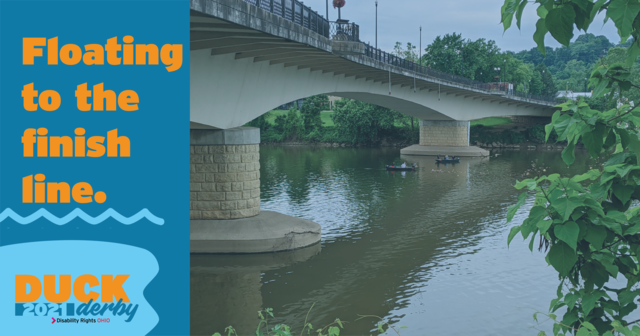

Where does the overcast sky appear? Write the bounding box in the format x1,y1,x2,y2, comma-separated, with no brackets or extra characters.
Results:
301,0,621,53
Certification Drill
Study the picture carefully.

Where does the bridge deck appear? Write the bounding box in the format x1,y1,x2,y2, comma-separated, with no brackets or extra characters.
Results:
191,0,556,110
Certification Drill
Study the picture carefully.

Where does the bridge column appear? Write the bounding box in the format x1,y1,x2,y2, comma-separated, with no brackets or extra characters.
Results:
190,127,321,254
419,120,470,147
401,120,489,157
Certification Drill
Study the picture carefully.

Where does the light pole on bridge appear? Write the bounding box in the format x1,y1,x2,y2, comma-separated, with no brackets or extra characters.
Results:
375,1,378,48
326,0,329,21
419,26,422,66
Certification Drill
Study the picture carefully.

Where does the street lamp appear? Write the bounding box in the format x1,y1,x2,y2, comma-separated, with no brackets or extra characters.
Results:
419,26,422,66
375,1,378,49
326,0,329,21
503,59,506,85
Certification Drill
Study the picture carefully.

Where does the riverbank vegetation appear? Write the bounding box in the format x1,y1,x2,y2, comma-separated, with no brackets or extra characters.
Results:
246,95,419,146
501,0,640,335
211,307,402,336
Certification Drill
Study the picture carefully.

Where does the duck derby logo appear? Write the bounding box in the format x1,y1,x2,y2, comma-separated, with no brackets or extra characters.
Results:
14,274,139,323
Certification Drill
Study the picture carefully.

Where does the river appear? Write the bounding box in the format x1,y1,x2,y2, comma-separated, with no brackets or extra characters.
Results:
191,146,595,336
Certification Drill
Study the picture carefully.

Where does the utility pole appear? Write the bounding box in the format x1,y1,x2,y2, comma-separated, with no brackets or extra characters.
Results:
375,1,378,48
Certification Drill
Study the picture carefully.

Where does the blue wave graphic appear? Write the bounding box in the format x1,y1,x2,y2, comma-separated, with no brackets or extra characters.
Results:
0,208,164,225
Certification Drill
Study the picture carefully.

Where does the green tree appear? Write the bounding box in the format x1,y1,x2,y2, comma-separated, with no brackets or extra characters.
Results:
392,42,418,62
300,95,329,133
332,99,402,145
536,63,557,97
502,0,640,334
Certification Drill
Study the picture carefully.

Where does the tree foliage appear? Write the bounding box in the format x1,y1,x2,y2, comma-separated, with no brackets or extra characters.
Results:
300,95,329,133
407,32,557,95
392,42,419,62
501,0,640,334
332,99,406,145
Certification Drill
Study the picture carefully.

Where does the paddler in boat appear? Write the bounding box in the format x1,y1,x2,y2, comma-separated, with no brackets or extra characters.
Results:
401,162,407,168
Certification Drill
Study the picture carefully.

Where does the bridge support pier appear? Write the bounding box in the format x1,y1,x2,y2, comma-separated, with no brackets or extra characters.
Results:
400,120,490,157
190,127,321,254
419,120,470,147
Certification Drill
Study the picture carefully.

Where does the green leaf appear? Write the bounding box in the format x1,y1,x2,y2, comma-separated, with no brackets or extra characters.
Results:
553,115,572,141
625,222,640,235
552,197,582,221
521,218,538,240
626,39,640,66
627,133,640,165
573,169,600,182
576,327,590,336
571,1,593,31
515,179,537,190
591,0,608,20
564,292,580,309
529,234,536,251
619,289,640,306
516,0,527,29
585,224,607,250
591,78,610,98
582,291,604,316
612,184,634,204
614,164,638,178
581,123,605,158
599,257,619,277
608,0,640,41
538,219,553,234
507,192,527,222
562,141,576,165
534,18,549,55
508,226,521,247
554,222,580,251
501,0,520,31
600,217,623,235
546,6,576,46
548,241,578,276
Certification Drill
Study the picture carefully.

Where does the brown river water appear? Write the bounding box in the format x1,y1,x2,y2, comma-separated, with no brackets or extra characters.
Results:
191,146,596,336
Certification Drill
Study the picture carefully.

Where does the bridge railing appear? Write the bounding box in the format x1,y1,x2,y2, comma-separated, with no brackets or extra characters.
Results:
362,43,557,104
329,21,360,41
238,0,555,104
242,0,330,38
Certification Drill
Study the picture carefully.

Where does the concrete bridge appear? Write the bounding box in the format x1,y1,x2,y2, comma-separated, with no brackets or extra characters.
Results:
188,0,558,253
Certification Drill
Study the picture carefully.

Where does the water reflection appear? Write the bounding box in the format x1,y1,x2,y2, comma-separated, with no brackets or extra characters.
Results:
191,244,321,335
191,147,593,336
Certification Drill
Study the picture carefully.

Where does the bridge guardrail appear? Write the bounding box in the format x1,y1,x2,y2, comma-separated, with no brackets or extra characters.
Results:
329,21,360,42
238,0,556,104
241,0,330,38
363,44,557,104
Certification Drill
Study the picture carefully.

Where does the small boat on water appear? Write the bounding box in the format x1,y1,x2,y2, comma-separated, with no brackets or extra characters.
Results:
386,165,416,171
436,157,460,164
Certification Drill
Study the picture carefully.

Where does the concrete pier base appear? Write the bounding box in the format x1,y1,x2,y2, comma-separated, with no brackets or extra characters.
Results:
190,127,321,254
400,144,490,157
191,211,321,253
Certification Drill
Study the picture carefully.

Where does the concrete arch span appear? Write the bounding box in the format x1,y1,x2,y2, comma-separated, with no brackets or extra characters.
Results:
190,49,553,130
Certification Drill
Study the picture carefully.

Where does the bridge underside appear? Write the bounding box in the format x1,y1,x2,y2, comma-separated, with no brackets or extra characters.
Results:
191,49,555,130
190,7,555,130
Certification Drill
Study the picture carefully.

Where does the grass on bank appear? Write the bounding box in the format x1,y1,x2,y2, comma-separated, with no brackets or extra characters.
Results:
470,117,512,127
